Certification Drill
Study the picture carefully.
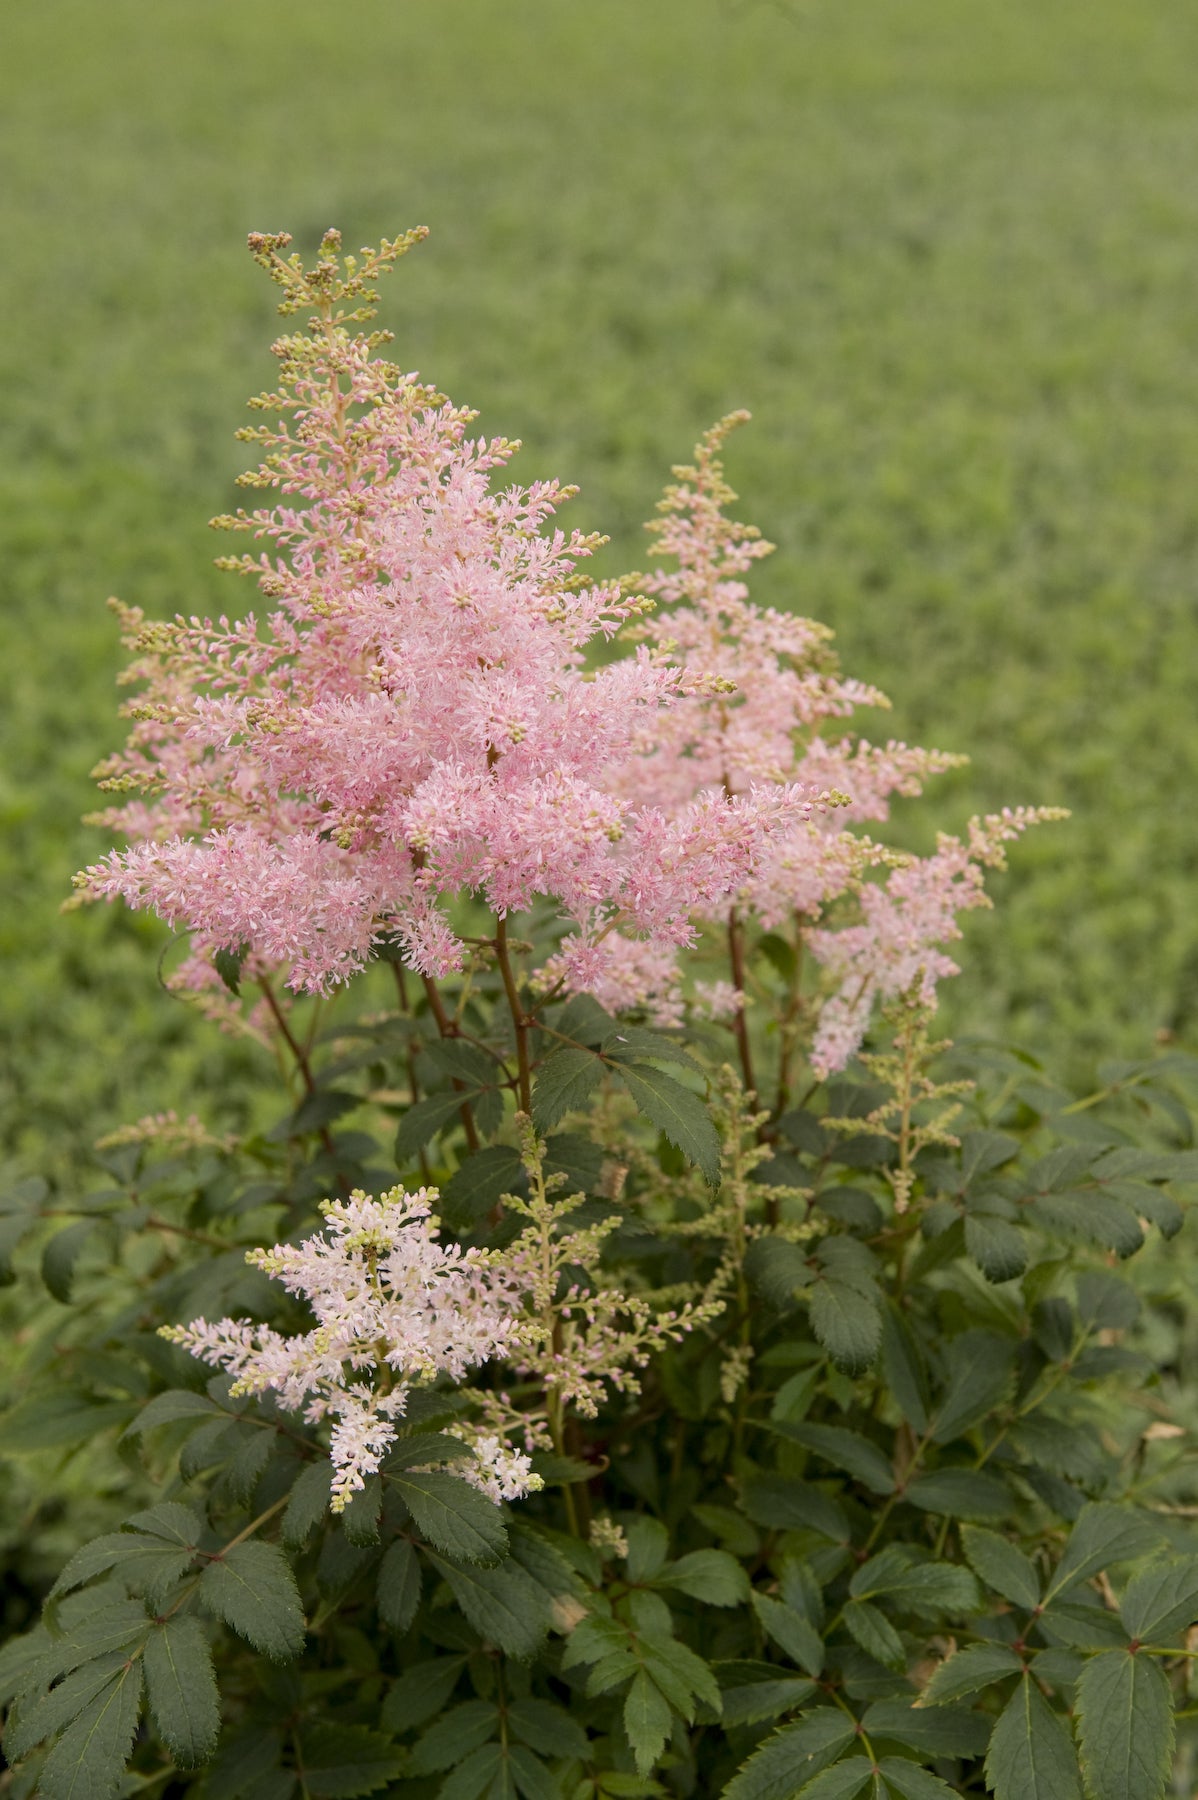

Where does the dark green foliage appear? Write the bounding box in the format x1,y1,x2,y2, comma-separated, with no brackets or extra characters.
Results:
2,1021,1195,1798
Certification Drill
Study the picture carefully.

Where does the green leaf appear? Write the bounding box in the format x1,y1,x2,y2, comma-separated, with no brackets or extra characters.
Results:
1108,1182,1182,1239
640,1632,721,1715
1045,1503,1165,1603
438,1742,504,1800
1074,1271,1140,1332
543,1131,605,1197
723,1712,856,1800
508,1518,589,1598
341,1475,383,1546
776,1422,894,1495
1031,1648,1086,1693
984,1675,1083,1800
965,1212,1029,1283
396,1091,472,1160
960,1130,1021,1183
48,1531,195,1601
850,1550,980,1618
1119,1554,1198,1644
382,1429,474,1473
508,1744,558,1800
922,1641,1024,1705
123,1389,225,1436
0,1392,133,1452
793,1758,875,1799
841,1600,905,1670
877,1760,961,1799
717,1664,817,1727
9,1597,150,1694
624,1668,672,1776
284,1086,361,1137
213,943,248,995
771,1364,822,1425
808,1278,881,1375
880,1306,930,1433
427,1553,552,1659
1031,1188,1144,1258
960,1525,1041,1609
625,1517,670,1582
510,1753,551,1800
199,1541,305,1660
296,1724,405,1797
389,1471,506,1564
745,1235,815,1310
1039,1599,1130,1651
282,1460,332,1548
656,1548,749,1607
861,1698,991,1758
601,1026,702,1072
752,1593,824,1676
36,1658,143,1800
41,1219,101,1301
930,1331,1016,1443
143,1614,220,1767
5,1654,131,1762
615,1063,721,1186
379,1657,464,1732
125,1501,207,1546
1009,1415,1106,1485
506,1697,589,1760
531,1047,605,1132
738,1475,849,1543
640,1634,712,1713
553,993,617,1045
1075,1650,1173,1800
409,1700,500,1773
0,1210,38,1284
440,1147,525,1227
377,1538,422,1633
903,1469,1012,1521
424,1040,500,1087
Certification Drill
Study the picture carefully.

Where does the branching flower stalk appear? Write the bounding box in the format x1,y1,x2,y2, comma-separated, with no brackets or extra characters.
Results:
827,995,973,1216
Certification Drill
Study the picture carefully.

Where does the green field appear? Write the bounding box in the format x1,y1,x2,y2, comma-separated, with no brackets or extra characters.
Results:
4,0,1198,1172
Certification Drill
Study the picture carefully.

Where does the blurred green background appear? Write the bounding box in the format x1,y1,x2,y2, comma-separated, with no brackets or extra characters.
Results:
4,0,1198,1173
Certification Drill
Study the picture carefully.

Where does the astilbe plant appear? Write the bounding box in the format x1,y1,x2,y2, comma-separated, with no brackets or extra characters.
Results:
2,229,1197,1800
